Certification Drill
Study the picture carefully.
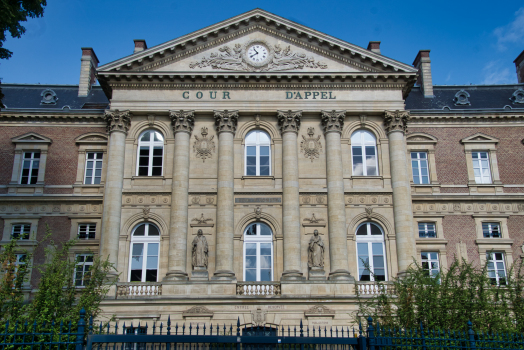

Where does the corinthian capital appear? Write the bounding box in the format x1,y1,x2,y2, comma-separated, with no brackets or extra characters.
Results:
214,110,239,134
169,110,195,134
384,110,411,134
105,110,131,134
321,110,346,134
277,110,302,134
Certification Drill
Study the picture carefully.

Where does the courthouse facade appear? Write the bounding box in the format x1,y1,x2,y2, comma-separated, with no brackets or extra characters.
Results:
1,9,524,326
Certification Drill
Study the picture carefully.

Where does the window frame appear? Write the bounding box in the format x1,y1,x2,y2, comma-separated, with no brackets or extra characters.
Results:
74,253,94,287
421,251,440,278
486,252,507,285
84,152,104,185
19,151,40,185
418,222,437,238
411,152,430,185
471,151,492,184
461,133,502,194
244,130,272,177
355,222,387,282
482,222,501,238
128,223,161,283
11,224,31,240
136,130,165,177
78,223,96,240
350,130,378,177
243,222,274,282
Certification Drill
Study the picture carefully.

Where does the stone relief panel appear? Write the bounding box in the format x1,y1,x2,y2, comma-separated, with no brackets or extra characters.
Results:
345,194,392,206
193,127,215,162
300,128,322,162
122,194,171,206
0,203,102,215
300,195,327,205
412,202,523,214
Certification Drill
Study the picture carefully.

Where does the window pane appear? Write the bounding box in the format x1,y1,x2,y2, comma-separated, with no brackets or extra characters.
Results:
370,224,382,235
260,244,271,255
147,243,159,256
259,166,270,176
260,269,271,281
259,224,271,236
260,255,271,269
245,256,257,268
260,146,269,156
148,225,160,236
246,156,256,166
146,256,158,269
246,166,256,176
134,225,145,236
153,132,163,142
245,243,256,255
246,225,256,236
357,243,369,256
356,225,368,235
260,156,269,166
145,270,157,282
246,146,256,156
141,132,150,141
372,243,383,255
245,269,256,282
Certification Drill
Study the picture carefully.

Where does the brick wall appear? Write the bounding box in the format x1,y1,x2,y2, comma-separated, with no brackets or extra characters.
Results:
409,126,524,185
30,216,71,287
0,126,106,187
442,215,479,267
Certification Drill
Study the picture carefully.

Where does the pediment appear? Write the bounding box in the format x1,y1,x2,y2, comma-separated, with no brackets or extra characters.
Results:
12,132,52,144
406,132,438,144
304,304,335,318
461,133,499,144
98,9,417,76
75,132,108,144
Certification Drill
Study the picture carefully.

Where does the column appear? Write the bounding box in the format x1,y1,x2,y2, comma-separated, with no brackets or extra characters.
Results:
100,110,131,279
164,110,195,281
212,110,238,281
384,110,416,275
277,110,305,280
321,110,352,280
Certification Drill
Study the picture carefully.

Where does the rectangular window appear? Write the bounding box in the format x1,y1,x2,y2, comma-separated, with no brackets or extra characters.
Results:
11,224,31,240
78,224,96,239
487,252,506,285
75,254,94,287
84,152,103,184
357,242,386,281
411,152,429,184
20,152,40,184
130,243,158,282
418,223,436,238
472,152,492,184
482,223,501,238
421,252,440,278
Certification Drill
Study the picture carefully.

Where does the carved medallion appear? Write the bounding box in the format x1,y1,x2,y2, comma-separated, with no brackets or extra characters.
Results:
193,127,215,162
518,204,524,211
453,204,461,211
301,128,322,162
252,307,267,326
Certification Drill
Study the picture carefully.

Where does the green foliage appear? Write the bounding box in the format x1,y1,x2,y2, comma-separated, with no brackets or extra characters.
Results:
0,0,47,60
355,258,524,334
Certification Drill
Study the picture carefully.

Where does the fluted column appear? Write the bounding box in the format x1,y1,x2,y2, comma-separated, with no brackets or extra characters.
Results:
321,110,352,280
164,110,195,281
277,110,305,280
384,110,416,275
212,110,238,280
100,110,131,279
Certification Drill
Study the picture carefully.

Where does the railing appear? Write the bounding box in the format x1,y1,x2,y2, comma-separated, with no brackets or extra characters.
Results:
116,282,162,298
236,281,281,296
356,282,395,296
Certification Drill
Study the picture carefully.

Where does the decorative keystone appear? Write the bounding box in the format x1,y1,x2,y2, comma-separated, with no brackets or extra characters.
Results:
321,110,346,134
169,110,195,134
277,110,302,134
384,110,411,134
214,110,239,134
105,110,131,134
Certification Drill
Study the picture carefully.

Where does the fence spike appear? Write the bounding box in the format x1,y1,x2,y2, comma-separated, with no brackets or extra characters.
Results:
159,321,163,335
99,321,103,333
288,325,290,337
300,319,303,337
230,323,233,335
237,317,240,336
182,323,186,335
175,323,178,335
167,315,171,335
203,323,206,335
123,322,126,334
152,321,155,335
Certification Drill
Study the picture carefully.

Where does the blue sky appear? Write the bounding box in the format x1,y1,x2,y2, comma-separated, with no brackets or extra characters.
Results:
1,0,523,86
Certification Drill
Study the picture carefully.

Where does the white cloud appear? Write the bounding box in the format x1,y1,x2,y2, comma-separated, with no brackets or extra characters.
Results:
482,61,515,84
494,7,524,51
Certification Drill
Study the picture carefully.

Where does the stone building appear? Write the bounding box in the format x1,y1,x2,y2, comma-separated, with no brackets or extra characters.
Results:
1,9,524,327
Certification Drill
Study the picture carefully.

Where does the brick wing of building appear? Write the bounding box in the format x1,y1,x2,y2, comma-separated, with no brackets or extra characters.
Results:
1,8,524,326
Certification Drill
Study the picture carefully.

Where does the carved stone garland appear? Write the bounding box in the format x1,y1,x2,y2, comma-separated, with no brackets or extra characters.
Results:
169,110,195,134
321,110,346,134
193,127,215,162
301,127,322,162
384,110,411,134
277,110,302,134
214,110,239,133
105,110,131,134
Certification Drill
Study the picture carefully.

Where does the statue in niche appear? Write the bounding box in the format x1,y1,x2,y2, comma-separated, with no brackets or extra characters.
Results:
308,230,324,268
192,229,208,269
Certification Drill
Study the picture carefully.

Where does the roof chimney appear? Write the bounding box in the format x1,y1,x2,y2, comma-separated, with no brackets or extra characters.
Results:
78,48,99,97
514,49,524,84
367,41,381,54
134,39,147,53
413,50,434,98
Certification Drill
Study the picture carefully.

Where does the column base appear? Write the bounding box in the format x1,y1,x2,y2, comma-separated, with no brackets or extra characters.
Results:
281,270,306,281
308,267,326,280
191,267,209,281
328,269,353,281
163,270,189,281
104,271,120,283
396,270,410,279
211,269,237,281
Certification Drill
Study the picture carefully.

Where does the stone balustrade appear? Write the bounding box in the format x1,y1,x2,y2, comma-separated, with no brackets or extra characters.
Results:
116,283,162,298
356,282,395,296
236,282,281,296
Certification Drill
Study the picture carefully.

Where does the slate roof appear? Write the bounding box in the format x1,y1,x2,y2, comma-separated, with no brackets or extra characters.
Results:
1,84,109,111
406,85,524,112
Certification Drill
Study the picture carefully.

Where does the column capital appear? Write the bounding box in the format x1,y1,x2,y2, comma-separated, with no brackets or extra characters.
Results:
321,110,346,134
384,110,411,134
214,110,239,134
105,110,131,134
277,110,302,134
169,110,195,134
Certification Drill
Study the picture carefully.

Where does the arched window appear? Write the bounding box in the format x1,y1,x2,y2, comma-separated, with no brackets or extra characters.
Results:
137,130,164,176
245,130,271,176
243,222,273,281
129,222,160,282
351,130,378,176
356,222,387,281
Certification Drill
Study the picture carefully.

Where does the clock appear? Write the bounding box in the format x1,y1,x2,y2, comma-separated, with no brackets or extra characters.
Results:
246,43,269,66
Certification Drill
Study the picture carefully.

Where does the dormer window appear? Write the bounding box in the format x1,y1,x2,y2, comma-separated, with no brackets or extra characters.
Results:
454,90,471,106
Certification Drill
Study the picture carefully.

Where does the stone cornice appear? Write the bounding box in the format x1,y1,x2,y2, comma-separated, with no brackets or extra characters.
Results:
0,111,105,123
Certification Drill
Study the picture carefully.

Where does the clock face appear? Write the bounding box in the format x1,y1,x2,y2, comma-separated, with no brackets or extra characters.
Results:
247,44,269,64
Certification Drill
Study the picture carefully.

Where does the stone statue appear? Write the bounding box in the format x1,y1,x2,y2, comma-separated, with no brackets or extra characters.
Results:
308,230,324,268
192,229,208,269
